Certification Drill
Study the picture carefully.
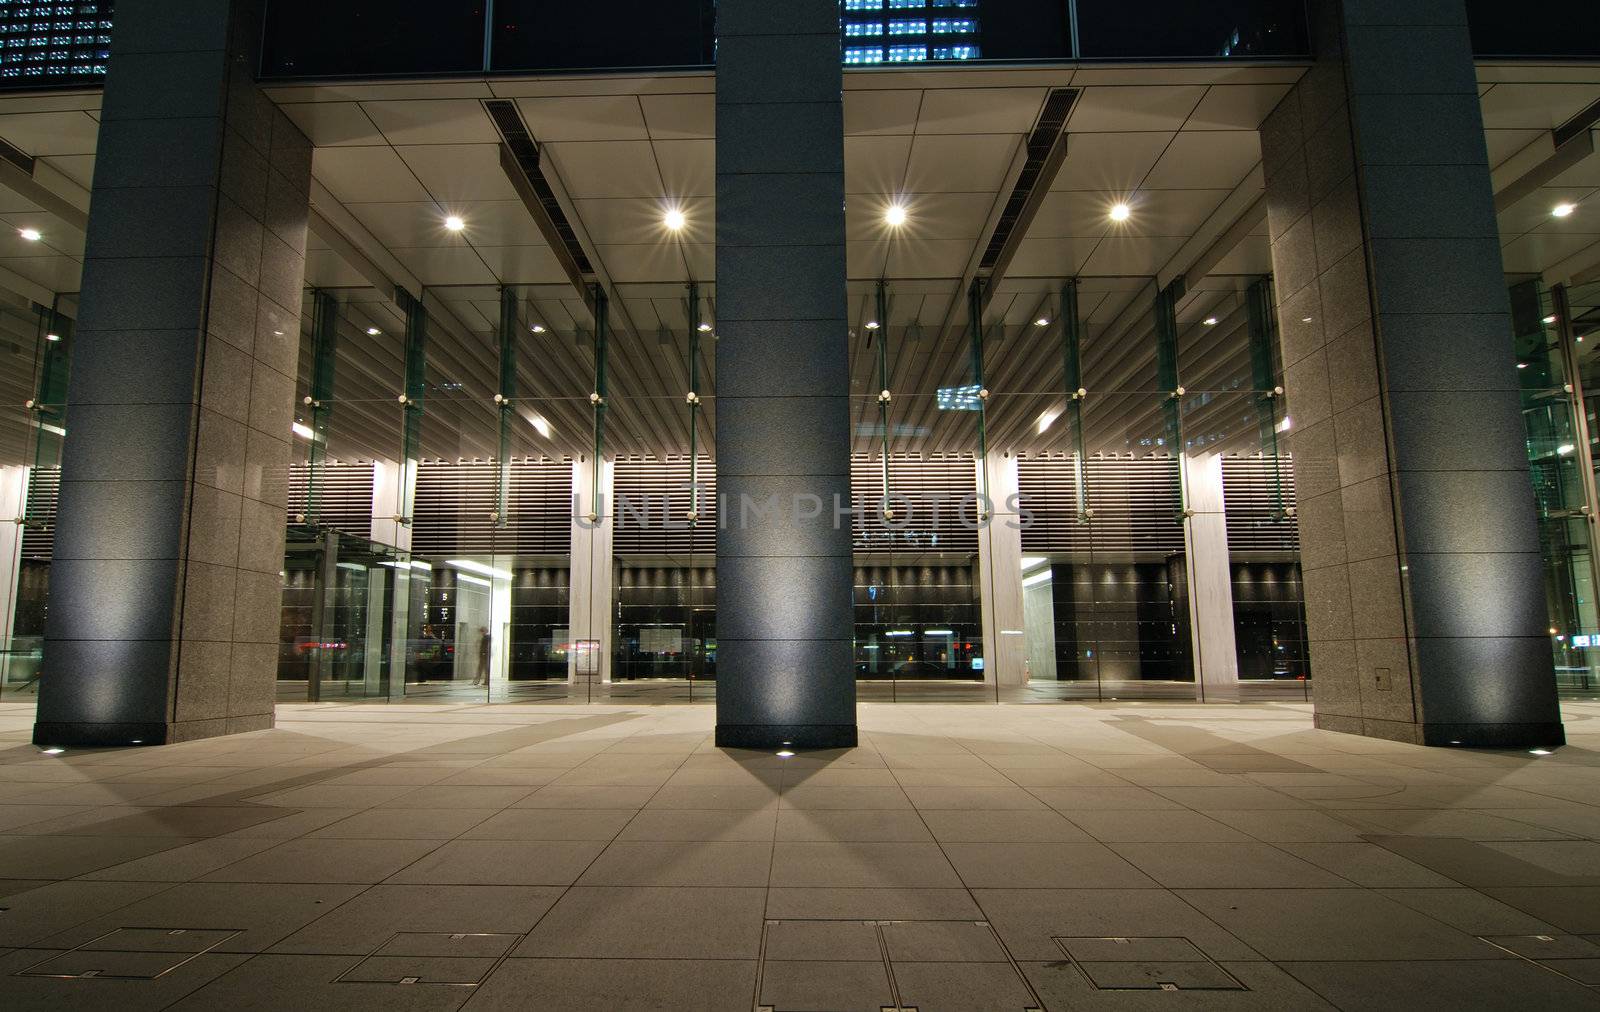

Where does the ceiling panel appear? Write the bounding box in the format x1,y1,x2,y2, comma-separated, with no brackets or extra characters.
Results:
845,135,914,195
348,202,470,250
475,244,571,285
396,143,521,203
0,111,99,155
543,140,663,199
652,138,715,198
1501,232,1600,273
844,89,921,137
516,95,649,141
1142,131,1261,190
1068,85,1207,133
279,102,384,147
886,238,978,279
915,87,1047,135
846,191,993,242
1005,237,1100,278
360,99,500,145
1485,128,1547,170
1053,131,1173,193
904,134,1017,193
314,147,433,204
37,154,94,190
1185,84,1292,131
572,196,714,246
393,246,498,286
1480,82,1600,130
640,93,714,139
1081,235,1188,275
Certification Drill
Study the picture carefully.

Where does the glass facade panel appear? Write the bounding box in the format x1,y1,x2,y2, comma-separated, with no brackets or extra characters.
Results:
1074,0,1310,59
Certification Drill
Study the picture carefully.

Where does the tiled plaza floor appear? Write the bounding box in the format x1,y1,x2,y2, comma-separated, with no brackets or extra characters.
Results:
0,698,1599,1009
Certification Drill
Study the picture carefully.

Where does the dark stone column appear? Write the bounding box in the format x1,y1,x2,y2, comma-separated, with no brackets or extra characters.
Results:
714,0,856,749
34,0,311,746
1261,0,1563,746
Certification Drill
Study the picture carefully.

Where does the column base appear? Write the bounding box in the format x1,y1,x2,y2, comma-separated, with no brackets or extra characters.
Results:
33,713,274,748
716,723,858,750
33,721,170,747
1422,721,1566,749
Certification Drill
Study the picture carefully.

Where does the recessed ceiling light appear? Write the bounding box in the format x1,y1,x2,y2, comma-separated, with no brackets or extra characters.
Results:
663,208,686,231
1203,317,1219,326
1035,318,1050,327
531,324,546,334
1544,315,1558,325
1517,362,1529,369
697,322,713,333
1558,443,1576,456
45,332,60,342
1109,203,1131,222
884,203,908,227
366,326,381,336
18,227,41,242
1301,316,1314,324
530,414,552,438
865,321,880,330
445,215,465,232
1553,203,1577,218
776,750,795,758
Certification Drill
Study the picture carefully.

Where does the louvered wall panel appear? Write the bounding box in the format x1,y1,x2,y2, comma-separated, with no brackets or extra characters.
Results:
1020,453,1302,555
411,457,571,556
1019,454,1186,554
851,452,979,554
1222,456,1300,552
285,461,377,540
18,465,56,560
613,455,716,555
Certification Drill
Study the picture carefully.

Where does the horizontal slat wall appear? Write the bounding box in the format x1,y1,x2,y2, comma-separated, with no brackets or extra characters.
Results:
1020,453,1301,556
285,460,376,540
1222,455,1300,553
613,455,716,555
1019,454,1186,554
852,452,978,554
19,465,56,560
412,457,571,556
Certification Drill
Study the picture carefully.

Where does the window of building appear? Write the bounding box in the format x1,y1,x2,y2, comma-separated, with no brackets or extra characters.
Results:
844,45,884,64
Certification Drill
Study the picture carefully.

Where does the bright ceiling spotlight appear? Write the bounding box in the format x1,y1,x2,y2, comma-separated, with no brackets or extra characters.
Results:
366,326,381,336
697,322,713,333
18,227,41,242
1544,315,1559,325
531,324,546,334
663,207,687,231
1203,317,1219,326
1558,443,1576,456
884,203,908,227
1035,318,1050,327
865,321,880,330
1552,203,1577,218
1517,362,1529,369
1109,203,1131,223
45,332,60,342
444,215,466,232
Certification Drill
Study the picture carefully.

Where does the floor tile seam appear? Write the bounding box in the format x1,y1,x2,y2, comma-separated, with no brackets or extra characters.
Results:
523,735,711,930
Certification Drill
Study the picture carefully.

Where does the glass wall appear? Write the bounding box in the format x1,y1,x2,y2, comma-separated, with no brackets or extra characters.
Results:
0,297,72,699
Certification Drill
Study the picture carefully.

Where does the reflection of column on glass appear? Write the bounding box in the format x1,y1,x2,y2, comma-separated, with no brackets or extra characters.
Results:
569,455,613,684
1182,451,1240,694
978,452,1026,686
0,465,26,686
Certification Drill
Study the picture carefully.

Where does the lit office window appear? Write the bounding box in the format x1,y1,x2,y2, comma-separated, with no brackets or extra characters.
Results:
888,0,927,7
844,46,885,64
887,45,927,62
843,0,884,10
0,0,112,84
844,21,884,37
931,45,980,60
931,19,977,33
888,20,925,35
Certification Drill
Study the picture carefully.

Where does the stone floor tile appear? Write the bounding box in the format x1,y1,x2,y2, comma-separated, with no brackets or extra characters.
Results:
880,920,1007,962
760,958,893,1011
1062,809,1254,843
512,785,656,809
1275,842,1460,886
307,808,499,840
271,884,563,954
1021,957,1336,1009
466,957,757,1011
616,808,777,841
384,840,604,886
38,882,369,952
764,887,982,921
764,919,882,960
515,886,766,959
1280,958,1600,1010
1026,786,1186,810
770,841,961,888
1107,842,1355,888
198,838,441,884
166,953,471,1010
919,809,1092,843
0,946,250,1012
778,785,913,810
577,840,771,886
971,889,1261,962
458,808,635,841
1203,808,1368,842
79,837,282,882
375,785,539,809
942,841,1156,889
903,785,1048,811
774,809,934,842
892,960,1037,1011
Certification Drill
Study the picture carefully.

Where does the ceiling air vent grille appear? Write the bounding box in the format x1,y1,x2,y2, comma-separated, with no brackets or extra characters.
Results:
978,87,1078,273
